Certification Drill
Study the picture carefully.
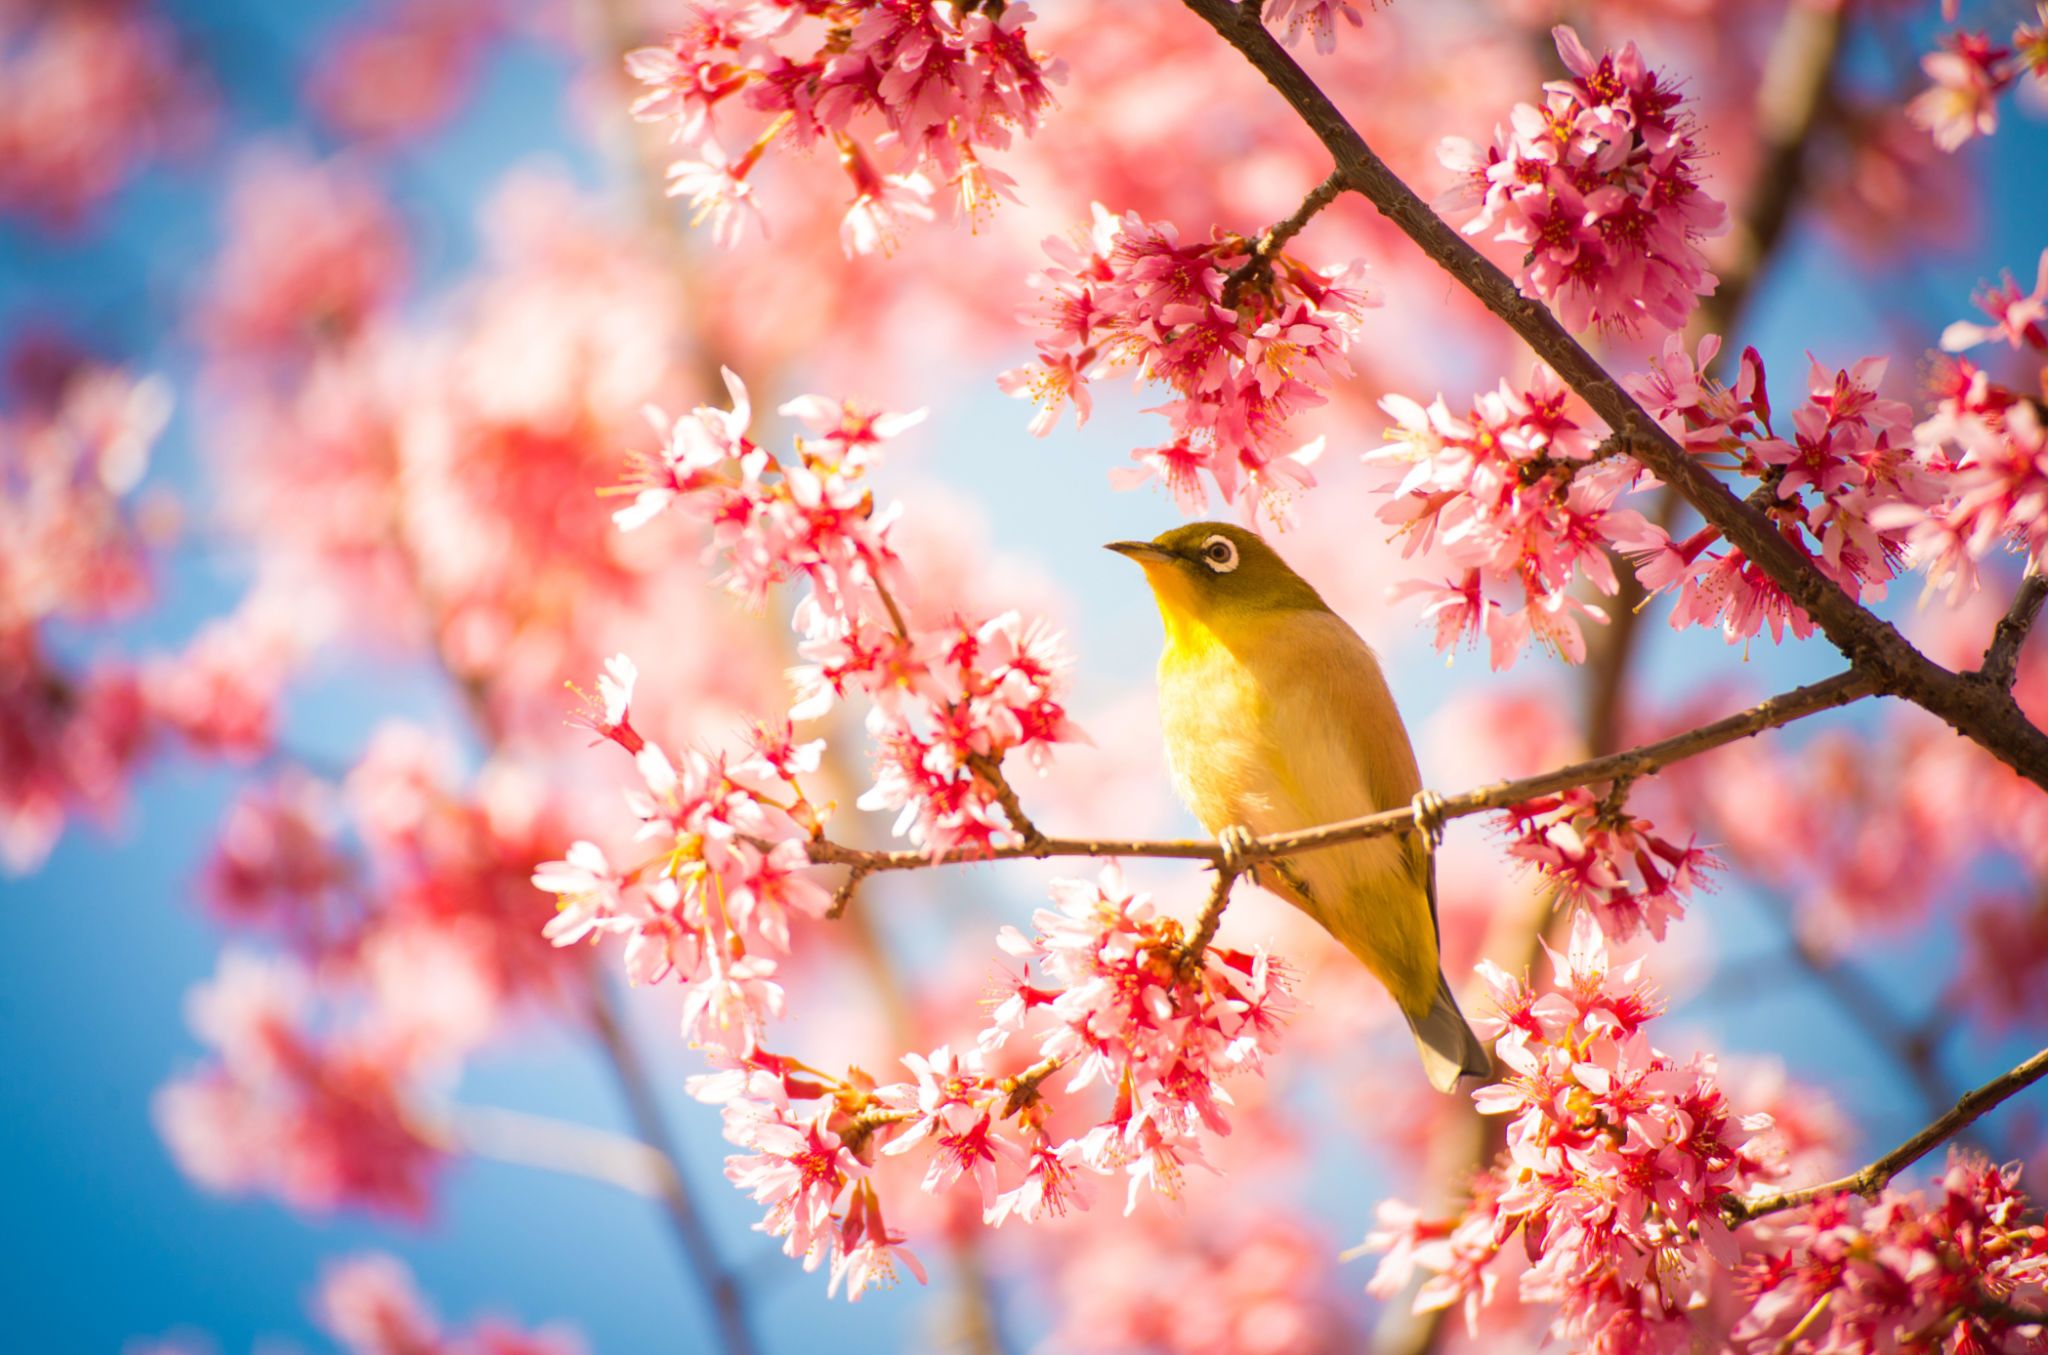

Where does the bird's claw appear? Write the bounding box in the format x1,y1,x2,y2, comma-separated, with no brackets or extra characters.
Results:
1216,824,1258,877
1410,789,1448,851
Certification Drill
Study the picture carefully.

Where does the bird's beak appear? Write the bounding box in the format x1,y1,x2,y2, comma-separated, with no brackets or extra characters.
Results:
1105,540,1174,564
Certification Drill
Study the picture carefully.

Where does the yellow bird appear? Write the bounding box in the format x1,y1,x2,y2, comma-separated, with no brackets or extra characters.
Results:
1108,522,1490,1093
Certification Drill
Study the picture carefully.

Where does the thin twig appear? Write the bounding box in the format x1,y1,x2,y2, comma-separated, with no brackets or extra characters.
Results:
969,751,1046,848
1179,868,1239,973
804,671,1872,877
1176,0,2048,792
1220,168,1346,307
1724,1045,2048,1224
1773,1292,1834,1355
1981,564,2047,690
588,981,760,1355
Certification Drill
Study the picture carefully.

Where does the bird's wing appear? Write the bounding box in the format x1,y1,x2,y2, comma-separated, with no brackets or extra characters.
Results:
1299,610,1437,939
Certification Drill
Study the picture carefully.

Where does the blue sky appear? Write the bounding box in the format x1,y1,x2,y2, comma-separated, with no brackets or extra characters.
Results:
5,4,2047,1353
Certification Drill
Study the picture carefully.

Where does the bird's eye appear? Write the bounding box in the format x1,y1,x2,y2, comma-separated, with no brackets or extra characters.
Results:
1200,535,1239,573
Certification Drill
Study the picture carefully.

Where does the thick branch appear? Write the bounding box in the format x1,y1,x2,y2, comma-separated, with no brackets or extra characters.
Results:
1725,1045,2048,1224
1176,0,2048,793
588,982,759,1355
809,670,1871,876
1982,565,2047,689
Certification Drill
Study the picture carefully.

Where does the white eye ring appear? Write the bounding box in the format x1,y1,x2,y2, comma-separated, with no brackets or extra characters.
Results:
1199,535,1239,573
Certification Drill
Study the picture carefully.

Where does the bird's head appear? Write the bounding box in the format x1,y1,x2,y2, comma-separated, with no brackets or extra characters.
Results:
1106,523,1328,631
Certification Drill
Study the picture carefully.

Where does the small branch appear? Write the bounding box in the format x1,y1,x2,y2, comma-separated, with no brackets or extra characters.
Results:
969,751,1045,848
805,670,1872,877
433,1102,673,1197
588,981,760,1355
999,1055,1067,1118
1773,1292,1833,1355
1178,867,1239,973
1775,919,1957,1128
1724,1045,2048,1224
1220,168,1346,308
1981,564,2047,690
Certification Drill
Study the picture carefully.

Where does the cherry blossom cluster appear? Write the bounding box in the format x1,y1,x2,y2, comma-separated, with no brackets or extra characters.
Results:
1907,10,2048,152
1367,364,1640,668
316,1252,582,1355
1734,1153,2048,1352
1885,249,2048,599
534,702,833,1053
625,0,1061,255
685,865,1291,1298
306,0,503,147
157,726,586,1217
154,951,445,1218
1498,785,1718,942
1360,914,1779,1352
0,0,211,232
613,369,1080,857
1,351,165,821
1001,203,1376,521
1438,26,1725,335
1621,336,1945,645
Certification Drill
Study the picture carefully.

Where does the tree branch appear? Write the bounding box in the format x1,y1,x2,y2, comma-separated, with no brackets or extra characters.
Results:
807,670,1871,876
1724,1045,2048,1224
432,1102,674,1197
1179,866,1240,972
1981,564,2047,690
1221,167,1346,307
1176,0,2048,793
588,981,760,1355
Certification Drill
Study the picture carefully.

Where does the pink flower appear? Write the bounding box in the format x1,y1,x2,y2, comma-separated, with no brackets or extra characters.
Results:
1499,787,1718,942
1733,1153,2048,1352
627,0,1058,247
665,140,766,248
314,1253,442,1355
838,170,937,258
724,1107,863,1260
1263,0,1368,54
1907,31,2014,151
1006,206,1374,521
1361,913,1778,1345
1370,367,1636,668
1438,27,1725,334
531,841,625,947
828,1183,928,1300
1941,247,2048,352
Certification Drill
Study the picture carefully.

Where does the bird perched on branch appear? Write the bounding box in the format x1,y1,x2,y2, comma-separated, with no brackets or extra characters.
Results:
1108,522,1490,1092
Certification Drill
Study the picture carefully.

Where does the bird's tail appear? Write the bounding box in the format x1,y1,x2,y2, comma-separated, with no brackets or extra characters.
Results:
1406,970,1492,1094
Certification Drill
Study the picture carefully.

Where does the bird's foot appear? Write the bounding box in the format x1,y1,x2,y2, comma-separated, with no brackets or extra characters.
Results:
1410,789,1448,851
1215,824,1258,877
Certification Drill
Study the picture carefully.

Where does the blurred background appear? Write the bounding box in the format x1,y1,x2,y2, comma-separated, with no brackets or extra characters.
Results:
4,0,2047,1352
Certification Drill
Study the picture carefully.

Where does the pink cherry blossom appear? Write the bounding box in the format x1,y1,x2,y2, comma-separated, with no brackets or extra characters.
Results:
1438,27,1726,334
1733,1154,2048,1352
1942,247,2048,353
625,0,1060,252
1360,914,1779,1349
1263,0,1370,55
1003,205,1374,521
1499,786,1718,942
1907,30,2015,151
1369,365,1641,668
